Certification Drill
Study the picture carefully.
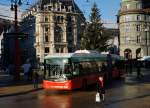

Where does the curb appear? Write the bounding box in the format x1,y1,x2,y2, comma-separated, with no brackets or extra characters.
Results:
0,87,43,98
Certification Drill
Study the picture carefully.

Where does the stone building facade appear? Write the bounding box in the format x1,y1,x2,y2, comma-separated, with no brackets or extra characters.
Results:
34,0,85,62
119,0,150,59
21,0,85,63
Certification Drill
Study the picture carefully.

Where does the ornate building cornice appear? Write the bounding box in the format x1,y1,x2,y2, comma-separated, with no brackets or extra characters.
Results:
119,8,150,16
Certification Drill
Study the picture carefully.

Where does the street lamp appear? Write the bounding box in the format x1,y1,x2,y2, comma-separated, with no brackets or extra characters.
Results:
145,28,149,56
10,0,22,80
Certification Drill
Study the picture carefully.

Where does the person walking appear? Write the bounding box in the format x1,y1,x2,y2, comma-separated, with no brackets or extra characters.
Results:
136,60,143,78
22,61,31,81
33,71,39,89
101,63,106,72
129,59,133,74
28,66,33,81
97,76,105,102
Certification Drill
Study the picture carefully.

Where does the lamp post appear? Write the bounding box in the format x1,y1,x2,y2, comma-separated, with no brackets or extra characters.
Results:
10,0,22,80
145,28,149,56
116,14,120,55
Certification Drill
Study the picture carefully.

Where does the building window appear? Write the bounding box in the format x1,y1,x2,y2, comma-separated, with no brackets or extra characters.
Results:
125,16,131,21
144,15,147,21
61,16,64,23
44,7,48,11
56,16,61,23
125,24,130,32
137,35,141,43
61,48,63,53
68,6,72,12
45,47,49,53
45,35,49,42
67,16,72,22
53,15,56,21
126,4,130,9
125,37,130,44
137,15,141,21
136,25,141,31
136,3,141,9
55,47,59,53
66,6,68,12
45,16,48,22
54,26,63,43
48,6,52,11
57,8,60,11
61,5,64,9
68,27,72,32
45,26,49,32
147,16,150,21
61,5,65,11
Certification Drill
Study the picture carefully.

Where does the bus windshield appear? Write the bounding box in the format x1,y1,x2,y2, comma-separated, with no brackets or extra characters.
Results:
45,58,72,81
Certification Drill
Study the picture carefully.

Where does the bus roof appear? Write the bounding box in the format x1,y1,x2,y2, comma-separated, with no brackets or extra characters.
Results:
45,50,102,58
45,53,73,59
44,50,123,62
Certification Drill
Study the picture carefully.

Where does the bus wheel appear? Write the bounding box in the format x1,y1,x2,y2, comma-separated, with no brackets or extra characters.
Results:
82,79,87,90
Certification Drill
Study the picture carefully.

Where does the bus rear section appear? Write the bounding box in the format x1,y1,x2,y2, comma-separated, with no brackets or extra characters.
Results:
112,60,125,79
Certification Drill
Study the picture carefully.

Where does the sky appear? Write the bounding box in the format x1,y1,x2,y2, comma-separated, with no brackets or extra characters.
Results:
75,0,120,22
0,0,121,26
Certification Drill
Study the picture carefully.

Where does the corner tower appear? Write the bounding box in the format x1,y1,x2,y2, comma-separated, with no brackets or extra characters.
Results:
119,0,150,59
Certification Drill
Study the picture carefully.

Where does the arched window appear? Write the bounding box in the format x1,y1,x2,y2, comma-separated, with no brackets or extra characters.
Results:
136,48,141,59
124,48,132,59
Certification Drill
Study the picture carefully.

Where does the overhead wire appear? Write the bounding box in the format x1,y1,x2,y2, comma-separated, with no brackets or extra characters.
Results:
0,14,14,19
0,0,30,18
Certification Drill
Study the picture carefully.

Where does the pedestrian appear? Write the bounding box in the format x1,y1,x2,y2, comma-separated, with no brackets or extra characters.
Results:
125,60,128,74
101,63,106,72
136,60,143,78
7,63,15,75
129,59,132,74
22,61,31,81
28,66,33,81
33,71,39,89
97,76,105,102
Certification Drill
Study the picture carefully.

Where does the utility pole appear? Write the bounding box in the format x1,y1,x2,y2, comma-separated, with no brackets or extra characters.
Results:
11,0,22,81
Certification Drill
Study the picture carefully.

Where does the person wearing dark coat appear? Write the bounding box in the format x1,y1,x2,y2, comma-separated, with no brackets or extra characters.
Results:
136,60,143,78
33,71,39,89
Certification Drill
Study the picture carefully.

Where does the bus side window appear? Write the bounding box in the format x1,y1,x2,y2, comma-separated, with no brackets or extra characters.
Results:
79,63,87,75
64,64,71,74
79,64,83,73
73,64,80,76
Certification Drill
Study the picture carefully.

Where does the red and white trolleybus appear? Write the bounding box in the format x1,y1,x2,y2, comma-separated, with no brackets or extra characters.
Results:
43,50,124,90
